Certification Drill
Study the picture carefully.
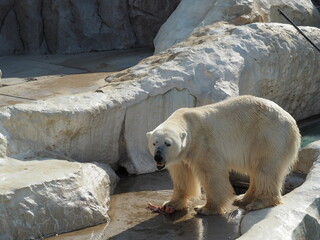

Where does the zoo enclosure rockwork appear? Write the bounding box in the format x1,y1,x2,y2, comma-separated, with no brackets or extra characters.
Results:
0,0,180,55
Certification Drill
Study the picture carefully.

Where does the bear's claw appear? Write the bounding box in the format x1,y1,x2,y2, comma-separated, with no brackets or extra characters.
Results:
194,205,219,215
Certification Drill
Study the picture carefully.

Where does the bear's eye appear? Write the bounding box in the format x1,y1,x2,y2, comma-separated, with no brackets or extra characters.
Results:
153,143,156,146
165,142,171,147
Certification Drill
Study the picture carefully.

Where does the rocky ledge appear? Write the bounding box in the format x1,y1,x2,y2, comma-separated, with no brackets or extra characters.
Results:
0,132,118,240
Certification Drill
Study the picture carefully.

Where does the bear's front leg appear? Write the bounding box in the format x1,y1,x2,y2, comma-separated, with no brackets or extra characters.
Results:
166,162,201,211
194,165,234,215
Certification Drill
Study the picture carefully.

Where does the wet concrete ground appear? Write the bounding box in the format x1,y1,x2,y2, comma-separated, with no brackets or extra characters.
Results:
0,48,153,107
46,170,244,240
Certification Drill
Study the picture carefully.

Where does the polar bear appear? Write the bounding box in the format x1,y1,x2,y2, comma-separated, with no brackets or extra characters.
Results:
146,95,300,215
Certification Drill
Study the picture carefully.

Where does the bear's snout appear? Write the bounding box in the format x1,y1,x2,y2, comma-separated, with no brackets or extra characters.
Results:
154,149,166,170
154,149,163,162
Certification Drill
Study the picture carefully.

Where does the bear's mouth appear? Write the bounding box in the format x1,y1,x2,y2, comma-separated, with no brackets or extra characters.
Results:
156,162,165,170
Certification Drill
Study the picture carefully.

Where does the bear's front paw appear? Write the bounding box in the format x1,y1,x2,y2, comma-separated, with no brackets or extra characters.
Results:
245,197,281,211
162,200,187,211
194,204,219,215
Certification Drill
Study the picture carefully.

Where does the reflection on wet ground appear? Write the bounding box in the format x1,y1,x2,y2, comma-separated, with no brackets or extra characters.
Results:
46,171,244,240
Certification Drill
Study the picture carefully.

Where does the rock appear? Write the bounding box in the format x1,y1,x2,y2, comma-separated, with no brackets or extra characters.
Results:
154,0,320,54
0,0,180,55
106,23,320,120
0,9,23,55
294,140,320,174
0,133,7,158
0,99,126,168
14,0,43,54
128,0,180,47
1,23,320,174
238,141,320,240
0,158,118,240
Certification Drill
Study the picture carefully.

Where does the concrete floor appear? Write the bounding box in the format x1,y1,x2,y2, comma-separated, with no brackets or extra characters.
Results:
0,48,153,107
46,171,243,240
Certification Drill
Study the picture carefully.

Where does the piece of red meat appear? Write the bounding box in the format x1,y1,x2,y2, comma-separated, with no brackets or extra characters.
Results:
147,203,176,214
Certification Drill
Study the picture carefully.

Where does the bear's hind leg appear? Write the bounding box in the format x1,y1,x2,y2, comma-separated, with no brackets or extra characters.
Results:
165,162,201,210
245,170,283,211
233,174,256,207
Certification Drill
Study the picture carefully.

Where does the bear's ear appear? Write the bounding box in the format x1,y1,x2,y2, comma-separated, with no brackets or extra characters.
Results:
146,131,152,140
180,132,188,148
180,132,187,141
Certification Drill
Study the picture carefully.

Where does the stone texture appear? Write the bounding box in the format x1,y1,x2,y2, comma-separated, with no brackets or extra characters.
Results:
294,140,320,174
154,0,320,54
0,0,180,55
238,142,320,240
0,158,119,240
128,0,180,47
105,23,320,120
0,133,7,158
0,9,23,55
0,99,126,167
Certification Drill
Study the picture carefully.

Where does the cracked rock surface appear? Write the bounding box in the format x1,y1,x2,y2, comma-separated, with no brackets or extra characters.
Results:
0,0,180,55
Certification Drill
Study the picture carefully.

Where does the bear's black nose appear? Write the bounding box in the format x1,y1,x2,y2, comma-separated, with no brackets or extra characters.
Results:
154,150,163,162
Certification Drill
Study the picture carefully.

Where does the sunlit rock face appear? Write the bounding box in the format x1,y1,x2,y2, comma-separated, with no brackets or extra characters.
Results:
0,0,180,55
0,158,118,240
154,0,320,54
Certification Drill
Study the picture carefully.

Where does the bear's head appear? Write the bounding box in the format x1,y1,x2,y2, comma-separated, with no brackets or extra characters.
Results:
146,125,188,170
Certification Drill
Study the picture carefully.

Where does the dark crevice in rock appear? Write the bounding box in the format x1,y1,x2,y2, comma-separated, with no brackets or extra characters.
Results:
96,0,112,33
39,0,49,54
117,111,130,173
12,7,25,52
126,0,139,47
0,6,13,34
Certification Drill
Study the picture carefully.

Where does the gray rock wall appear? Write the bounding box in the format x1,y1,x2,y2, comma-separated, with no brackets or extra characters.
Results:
0,0,180,56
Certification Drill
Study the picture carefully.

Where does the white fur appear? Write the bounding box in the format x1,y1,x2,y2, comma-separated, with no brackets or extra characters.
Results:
147,95,301,215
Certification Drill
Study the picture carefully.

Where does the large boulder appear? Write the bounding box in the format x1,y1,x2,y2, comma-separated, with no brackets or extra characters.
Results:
154,0,320,53
0,157,118,240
